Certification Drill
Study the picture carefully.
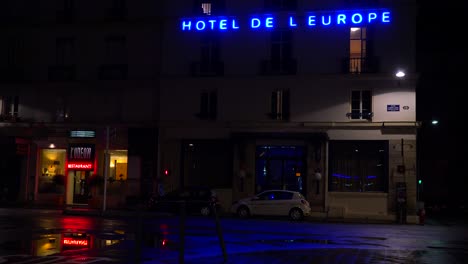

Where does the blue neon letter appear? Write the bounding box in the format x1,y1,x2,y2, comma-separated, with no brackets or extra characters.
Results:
368,13,377,23
219,19,227,30
232,19,239,29
308,15,316,26
208,20,216,30
196,21,206,31
182,20,191,31
265,17,274,28
251,18,261,28
321,15,331,26
337,14,346,24
289,16,297,27
351,13,363,24
382,12,391,23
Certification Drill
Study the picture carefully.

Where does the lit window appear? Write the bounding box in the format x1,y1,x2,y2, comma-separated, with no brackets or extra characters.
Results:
349,27,367,73
201,3,211,15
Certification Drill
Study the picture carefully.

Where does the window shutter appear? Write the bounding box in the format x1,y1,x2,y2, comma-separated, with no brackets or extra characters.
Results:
209,91,217,119
282,89,290,120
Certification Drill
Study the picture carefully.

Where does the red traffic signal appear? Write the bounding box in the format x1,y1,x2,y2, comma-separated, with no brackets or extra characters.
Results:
163,169,170,176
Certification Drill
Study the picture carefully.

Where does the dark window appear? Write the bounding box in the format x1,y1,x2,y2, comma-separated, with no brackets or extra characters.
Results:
191,34,223,76
106,0,127,21
56,0,75,23
56,37,75,65
271,30,292,62
329,140,388,192
349,90,372,120
269,89,290,120
0,95,19,119
196,90,217,120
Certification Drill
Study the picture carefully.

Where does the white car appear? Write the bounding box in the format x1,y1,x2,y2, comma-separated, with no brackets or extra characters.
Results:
231,190,311,221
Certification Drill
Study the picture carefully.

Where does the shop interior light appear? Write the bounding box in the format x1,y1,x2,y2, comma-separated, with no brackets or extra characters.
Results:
49,143,56,149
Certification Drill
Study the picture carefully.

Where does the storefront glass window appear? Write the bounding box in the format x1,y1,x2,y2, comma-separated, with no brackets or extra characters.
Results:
109,150,128,181
38,149,66,193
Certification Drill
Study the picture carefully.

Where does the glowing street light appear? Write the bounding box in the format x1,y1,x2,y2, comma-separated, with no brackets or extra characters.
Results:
431,120,439,125
395,70,405,78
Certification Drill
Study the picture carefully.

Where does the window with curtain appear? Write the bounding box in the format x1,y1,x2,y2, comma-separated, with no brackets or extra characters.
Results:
329,140,388,192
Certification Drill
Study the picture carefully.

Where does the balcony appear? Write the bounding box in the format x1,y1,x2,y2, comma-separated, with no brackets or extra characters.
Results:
190,61,224,77
260,59,297,75
346,111,374,120
342,57,380,74
98,64,128,80
48,65,76,81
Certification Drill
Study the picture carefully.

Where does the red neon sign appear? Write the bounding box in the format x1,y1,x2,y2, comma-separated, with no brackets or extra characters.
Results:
63,238,88,246
67,162,93,169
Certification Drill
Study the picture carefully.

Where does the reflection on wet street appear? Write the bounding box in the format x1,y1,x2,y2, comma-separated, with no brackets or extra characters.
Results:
1,208,468,263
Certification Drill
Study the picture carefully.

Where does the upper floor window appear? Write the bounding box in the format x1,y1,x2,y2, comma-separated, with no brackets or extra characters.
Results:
56,0,75,23
265,0,297,11
56,37,75,65
261,30,296,75
190,34,224,76
348,89,372,120
269,89,290,120
106,0,127,21
196,90,217,120
0,95,19,121
6,38,24,67
105,36,127,64
349,27,366,73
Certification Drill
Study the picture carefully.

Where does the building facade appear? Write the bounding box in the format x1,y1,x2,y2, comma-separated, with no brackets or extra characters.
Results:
159,0,420,223
0,0,162,208
1,0,420,223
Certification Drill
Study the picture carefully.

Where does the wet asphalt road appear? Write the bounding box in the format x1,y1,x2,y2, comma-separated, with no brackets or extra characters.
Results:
0,208,467,263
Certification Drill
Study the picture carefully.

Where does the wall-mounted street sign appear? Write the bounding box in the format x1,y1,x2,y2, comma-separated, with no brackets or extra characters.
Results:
387,104,400,112
181,8,391,31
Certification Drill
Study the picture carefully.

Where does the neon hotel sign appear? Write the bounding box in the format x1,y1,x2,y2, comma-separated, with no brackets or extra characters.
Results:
181,9,391,31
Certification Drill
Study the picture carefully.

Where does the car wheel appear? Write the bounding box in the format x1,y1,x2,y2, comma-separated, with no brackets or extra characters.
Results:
237,206,250,218
200,206,211,216
289,208,303,221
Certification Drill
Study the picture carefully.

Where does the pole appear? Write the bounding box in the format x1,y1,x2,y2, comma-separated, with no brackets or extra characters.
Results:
102,126,110,213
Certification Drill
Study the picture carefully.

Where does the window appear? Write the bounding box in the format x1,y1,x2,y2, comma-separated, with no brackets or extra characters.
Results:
100,36,127,80
349,27,366,73
38,149,67,194
261,30,296,75
56,0,75,23
196,90,217,119
272,30,292,63
191,34,223,76
269,89,289,120
201,34,220,67
349,89,372,120
105,36,127,64
106,0,127,21
0,95,19,120
108,150,128,181
329,141,388,192
56,37,75,65
7,38,24,67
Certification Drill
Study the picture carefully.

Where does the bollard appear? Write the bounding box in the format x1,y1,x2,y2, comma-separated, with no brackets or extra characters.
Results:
213,203,228,263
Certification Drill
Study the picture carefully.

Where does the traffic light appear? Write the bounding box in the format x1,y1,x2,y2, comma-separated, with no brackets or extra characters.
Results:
418,179,422,185
163,169,170,176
